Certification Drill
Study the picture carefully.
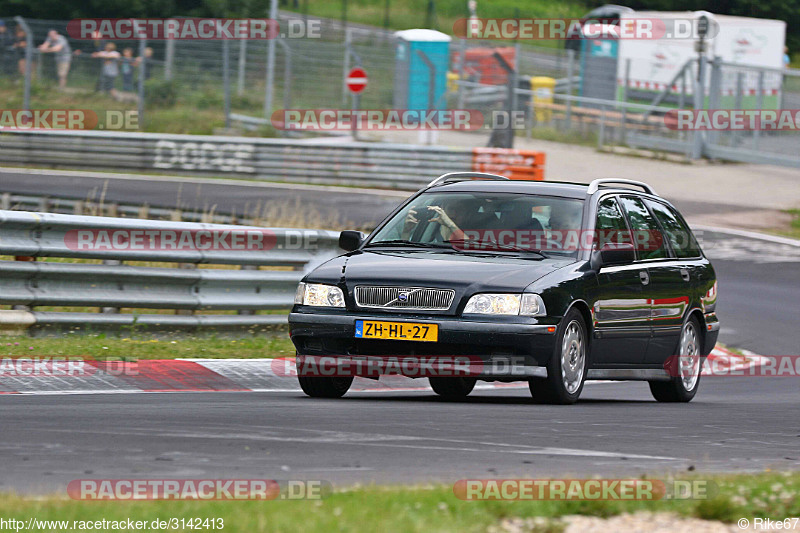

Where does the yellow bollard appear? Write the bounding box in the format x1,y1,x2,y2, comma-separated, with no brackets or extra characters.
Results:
530,76,556,123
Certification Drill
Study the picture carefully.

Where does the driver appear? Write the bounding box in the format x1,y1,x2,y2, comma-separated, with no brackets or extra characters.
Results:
379,197,481,243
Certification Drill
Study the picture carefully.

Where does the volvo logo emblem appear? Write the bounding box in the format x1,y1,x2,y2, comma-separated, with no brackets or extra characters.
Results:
397,291,409,302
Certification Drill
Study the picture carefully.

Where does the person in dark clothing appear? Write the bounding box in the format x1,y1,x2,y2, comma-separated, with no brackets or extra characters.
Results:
119,47,137,92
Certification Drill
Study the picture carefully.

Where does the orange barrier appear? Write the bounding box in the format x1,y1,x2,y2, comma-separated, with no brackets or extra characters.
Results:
472,148,545,181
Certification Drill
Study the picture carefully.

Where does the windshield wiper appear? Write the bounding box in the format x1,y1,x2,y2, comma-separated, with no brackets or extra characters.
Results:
445,239,548,258
365,239,453,249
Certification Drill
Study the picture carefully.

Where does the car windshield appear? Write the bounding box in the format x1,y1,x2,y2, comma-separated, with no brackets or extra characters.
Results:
368,192,584,257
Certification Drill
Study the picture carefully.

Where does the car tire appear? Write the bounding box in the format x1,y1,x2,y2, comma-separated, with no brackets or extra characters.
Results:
298,376,354,398
649,316,702,403
429,377,477,400
529,309,587,405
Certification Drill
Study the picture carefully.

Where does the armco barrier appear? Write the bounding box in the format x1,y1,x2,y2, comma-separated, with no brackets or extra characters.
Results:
0,210,341,335
0,130,545,189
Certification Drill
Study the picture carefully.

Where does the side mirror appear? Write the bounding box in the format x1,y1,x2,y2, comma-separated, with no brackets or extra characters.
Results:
339,230,365,252
593,242,635,269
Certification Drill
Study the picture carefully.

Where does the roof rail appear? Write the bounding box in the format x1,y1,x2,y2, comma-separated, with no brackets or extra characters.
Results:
586,179,657,196
427,172,509,188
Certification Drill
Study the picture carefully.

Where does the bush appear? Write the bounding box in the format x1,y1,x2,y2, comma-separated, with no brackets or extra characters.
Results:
144,79,178,108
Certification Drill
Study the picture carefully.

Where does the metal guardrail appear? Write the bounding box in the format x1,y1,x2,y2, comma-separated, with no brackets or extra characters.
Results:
0,130,474,190
0,210,341,334
1,192,267,226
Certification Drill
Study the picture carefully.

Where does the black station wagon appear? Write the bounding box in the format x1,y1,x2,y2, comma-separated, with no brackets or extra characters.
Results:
289,174,719,404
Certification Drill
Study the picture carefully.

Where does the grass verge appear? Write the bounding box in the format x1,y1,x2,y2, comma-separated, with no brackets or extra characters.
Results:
0,334,295,360
779,209,800,240
0,472,797,532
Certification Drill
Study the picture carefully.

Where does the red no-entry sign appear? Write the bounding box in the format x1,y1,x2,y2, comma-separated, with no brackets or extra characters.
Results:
346,67,368,94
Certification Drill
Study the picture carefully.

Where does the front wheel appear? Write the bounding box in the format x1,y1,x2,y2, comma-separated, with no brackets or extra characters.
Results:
529,309,587,405
649,317,702,403
429,377,477,400
298,376,353,398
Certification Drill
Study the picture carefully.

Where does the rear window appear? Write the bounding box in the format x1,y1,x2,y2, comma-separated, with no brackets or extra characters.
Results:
645,200,702,258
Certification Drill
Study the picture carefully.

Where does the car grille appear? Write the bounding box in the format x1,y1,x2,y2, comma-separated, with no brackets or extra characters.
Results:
354,286,455,311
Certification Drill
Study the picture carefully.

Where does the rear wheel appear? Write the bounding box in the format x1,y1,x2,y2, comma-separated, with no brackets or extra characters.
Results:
429,377,477,400
298,376,353,398
529,309,587,405
649,317,702,403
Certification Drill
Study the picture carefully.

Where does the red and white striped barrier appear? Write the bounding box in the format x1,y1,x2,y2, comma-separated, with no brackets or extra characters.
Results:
0,347,767,395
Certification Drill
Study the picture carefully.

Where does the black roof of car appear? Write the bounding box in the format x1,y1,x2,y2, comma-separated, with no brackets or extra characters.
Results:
427,178,663,201
427,180,593,199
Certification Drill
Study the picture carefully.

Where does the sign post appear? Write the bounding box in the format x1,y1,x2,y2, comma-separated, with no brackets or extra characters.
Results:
346,67,368,141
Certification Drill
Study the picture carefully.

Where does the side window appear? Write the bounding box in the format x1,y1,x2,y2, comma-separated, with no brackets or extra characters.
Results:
595,197,632,249
618,196,668,260
646,200,701,258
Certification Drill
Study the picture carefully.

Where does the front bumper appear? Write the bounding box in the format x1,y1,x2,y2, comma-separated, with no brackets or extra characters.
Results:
288,310,559,377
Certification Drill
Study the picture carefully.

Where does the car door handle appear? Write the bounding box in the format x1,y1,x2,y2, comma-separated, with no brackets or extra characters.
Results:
639,271,649,285
680,269,691,282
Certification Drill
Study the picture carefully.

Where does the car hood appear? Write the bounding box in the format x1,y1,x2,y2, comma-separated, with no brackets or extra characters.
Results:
306,250,573,313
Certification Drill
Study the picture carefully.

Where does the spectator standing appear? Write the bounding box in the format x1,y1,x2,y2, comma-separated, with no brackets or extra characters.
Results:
12,25,28,77
140,46,154,82
92,42,121,98
73,31,105,92
38,29,72,89
0,22,12,75
119,47,137,92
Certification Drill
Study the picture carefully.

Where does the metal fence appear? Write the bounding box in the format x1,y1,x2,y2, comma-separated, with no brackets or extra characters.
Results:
0,210,341,335
0,15,569,126
458,52,800,167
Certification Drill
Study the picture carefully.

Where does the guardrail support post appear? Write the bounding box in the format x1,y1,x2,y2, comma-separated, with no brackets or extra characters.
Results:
264,0,278,116
598,105,606,150
754,70,764,150
101,260,123,314
565,49,575,130
237,39,247,96
135,20,147,129
238,265,258,316
277,40,292,112
456,38,467,110
14,17,33,111
621,58,630,145
164,24,175,81
222,25,231,128
691,57,707,160
1,193,10,210
492,51,516,149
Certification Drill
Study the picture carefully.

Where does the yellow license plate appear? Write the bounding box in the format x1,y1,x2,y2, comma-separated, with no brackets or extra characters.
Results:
355,320,438,342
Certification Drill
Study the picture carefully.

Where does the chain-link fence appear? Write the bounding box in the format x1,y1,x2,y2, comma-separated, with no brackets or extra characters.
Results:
3,14,799,167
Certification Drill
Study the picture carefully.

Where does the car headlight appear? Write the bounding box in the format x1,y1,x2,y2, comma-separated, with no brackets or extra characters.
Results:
294,282,345,308
463,293,546,317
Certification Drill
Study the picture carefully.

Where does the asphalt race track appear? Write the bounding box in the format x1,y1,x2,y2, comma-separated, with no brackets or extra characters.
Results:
1,169,799,493
1,378,798,494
